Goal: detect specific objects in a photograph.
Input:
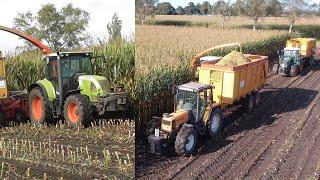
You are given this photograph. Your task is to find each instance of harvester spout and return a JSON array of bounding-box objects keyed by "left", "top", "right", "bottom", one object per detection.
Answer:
[{"left": 0, "top": 25, "right": 52, "bottom": 54}]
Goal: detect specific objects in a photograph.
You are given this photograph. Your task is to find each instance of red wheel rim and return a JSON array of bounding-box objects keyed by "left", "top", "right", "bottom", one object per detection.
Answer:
[
  {"left": 31, "top": 96, "right": 43, "bottom": 121},
  {"left": 67, "top": 103, "right": 79, "bottom": 123}
]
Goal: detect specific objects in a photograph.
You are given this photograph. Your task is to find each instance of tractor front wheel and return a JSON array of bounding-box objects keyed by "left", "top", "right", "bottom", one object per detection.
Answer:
[
  {"left": 63, "top": 95, "right": 93, "bottom": 128},
  {"left": 29, "top": 88, "right": 52, "bottom": 124},
  {"left": 175, "top": 126, "right": 198, "bottom": 156},
  {"left": 290, "top": 65, "right": 299, "bottom": 77}
]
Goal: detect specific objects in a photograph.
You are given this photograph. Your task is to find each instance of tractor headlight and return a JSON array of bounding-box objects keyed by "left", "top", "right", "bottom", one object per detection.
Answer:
[{"left": 90, "top": 82, "right": 97, "bottom": 93}]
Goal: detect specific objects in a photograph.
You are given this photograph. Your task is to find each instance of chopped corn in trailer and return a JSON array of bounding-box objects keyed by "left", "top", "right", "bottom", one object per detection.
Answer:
[{"left": 148, "top": 44, "right": 268, "bottom": 156}]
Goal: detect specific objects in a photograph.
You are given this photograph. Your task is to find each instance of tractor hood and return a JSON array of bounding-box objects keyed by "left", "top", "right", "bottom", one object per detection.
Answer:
[
  {"left": 78, "top": 75, "right": 111, "bottom": 99},
  {"left": 161, "top": 110, "right": 189, "bottom": 132}
]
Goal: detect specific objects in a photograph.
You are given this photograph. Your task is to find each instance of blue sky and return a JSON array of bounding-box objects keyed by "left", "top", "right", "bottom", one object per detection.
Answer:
[{"left": 159, "top": 0, "right": 320, "bottom": 8}]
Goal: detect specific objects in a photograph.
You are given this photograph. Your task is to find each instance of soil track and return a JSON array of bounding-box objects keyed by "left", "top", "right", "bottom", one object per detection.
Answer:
[{"left": 136, "top": 62, "right": 320, "bottom": 180}]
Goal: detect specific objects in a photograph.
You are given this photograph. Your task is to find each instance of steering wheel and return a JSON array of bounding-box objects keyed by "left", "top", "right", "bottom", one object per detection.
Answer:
[{"left": 71, "top": 71, "right": 82, "bottom": 79}]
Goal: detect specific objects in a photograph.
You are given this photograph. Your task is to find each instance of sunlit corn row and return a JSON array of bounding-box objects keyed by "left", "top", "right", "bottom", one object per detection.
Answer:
[
  {"left": 136, "top": 25, "right": 286, "bottom": 74},
  {"left": 151, "top": 15, "right": 320, "bottom": 26}
]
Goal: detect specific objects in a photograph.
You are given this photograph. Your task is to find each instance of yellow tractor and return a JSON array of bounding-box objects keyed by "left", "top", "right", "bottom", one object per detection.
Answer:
[{"left": 148, "top": 82, "right": 223, "bottom": 156}]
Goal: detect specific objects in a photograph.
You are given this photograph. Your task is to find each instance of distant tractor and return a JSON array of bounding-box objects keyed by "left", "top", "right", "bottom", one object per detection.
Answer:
[
  {"left": 28, "top": 52, "right": 128, "bottom": 127},
  {"left": 273, "top": 38, "right": 316, "bottom": 77}
]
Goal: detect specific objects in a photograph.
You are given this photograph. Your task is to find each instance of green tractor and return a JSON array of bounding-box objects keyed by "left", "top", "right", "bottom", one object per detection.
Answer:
[
  {"left": 274, "top": 48, "right": 314, "bottom": 77},
  {"left": 28, "top": 52, "right": 128, "bottom": 127}
]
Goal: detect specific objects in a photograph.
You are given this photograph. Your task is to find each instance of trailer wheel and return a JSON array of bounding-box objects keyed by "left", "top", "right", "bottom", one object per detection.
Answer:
[
  {"left": 0, "top": 112, "right": 4, "bottom": 122},
  {"left": 64, "top": 94, "right": 93, "bottom": 128},
  {"left": 208, "top": 108, "right": 223, "bottom": 137},
  {"left": 254, "top": 91, "right": 260, "bottom": 107},
  {"left": 175, "top": 126, "right": 198, "bottom": 156},
  {"left": 15, "top": 109, "right": 28, "bottom": 123},
  {"left": 272, "top": 64, "right": 279, "bottom": 74},
  {"left": 290, "top": 65, "right": 299, "bottom": 77},
  {"left": 244, "top": 95, "right": 255, "bottom": 113},
  {"left": 29, "top": 88, "right": 52, "bottom": 124}
]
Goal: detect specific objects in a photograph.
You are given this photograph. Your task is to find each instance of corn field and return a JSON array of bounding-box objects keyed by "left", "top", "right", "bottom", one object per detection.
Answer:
[
  {"left": 136, "top": 25, "right": 287, "bottom": 74},
  {"left": 148, "top": 15, "right": 320, "bottom": 27}
]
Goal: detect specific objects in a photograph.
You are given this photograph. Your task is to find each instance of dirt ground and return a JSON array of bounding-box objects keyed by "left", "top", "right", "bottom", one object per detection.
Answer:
[{"left": 136, "top": 62, "right": 320, "bottom": 179}]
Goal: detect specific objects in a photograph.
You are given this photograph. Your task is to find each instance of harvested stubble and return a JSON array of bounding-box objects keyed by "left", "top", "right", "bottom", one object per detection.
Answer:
[{"left": 216, "top": 51, "right": 250, "bottom": 66}]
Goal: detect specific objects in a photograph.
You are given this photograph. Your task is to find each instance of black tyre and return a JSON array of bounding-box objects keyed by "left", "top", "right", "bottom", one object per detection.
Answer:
[
  {"left": 244, "top": 94, "right": 255, "bottom": 113},
  {"left": 290, "top": 65, "right": 299, "bottom": 77},
  {"left": 28, "top": 88, "right": 53, "bottom": 124},
  {"left": 0, "top": 111, "right": 4, "bottom": 121},
  {"left": 208, "top": 108, "right": 223, "bottom": 137},
  {"left": 63, "top": 94, "right": 93, "bottom": 128},
  {"left": 254, "top": 91, "right": 260, "bottom": 107},
  {"left": 15, "top": 109, "right": 28, "bottom": 123},
  {"left": 145, "top": 117, "right": 161, "bottom": 136},
  {"left": 272, "top": 63, "right": 279, "bottom": 74},
  {"left": 175, "top": 126, "right": 198, "bottom": 156}
]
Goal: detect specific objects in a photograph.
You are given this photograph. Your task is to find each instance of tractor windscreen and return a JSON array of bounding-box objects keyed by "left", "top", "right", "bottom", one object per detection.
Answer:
[
  {"left": 176, "top": 90, "right": 197, "bottom": 112},
  {"left": 283, "top": 50, "right": 298, "bottom": 59},
  {"left": 61, "top": 55, "right": 93, "bottom": 78}
]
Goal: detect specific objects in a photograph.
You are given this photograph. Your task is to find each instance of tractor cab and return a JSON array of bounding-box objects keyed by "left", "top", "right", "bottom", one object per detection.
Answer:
[
  {"left": 175, "top": 82, "right": 213, "bottom": 123},
  {"left": 159, "top": 82, "right": 213, "bottom": 135},
  {"left": 279, "top": 48, "right": 300, "bottom": 68},
  {"left": 44, "top": 52, "right": 106, "bottom": 97}
]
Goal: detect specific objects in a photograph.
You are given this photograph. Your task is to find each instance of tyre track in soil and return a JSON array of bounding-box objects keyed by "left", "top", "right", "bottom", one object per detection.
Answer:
[
  {"left": 234, "top": 71, "right": 320, "bottom": 179},
  {"left": 135, "top": 66, "right": 312, "bottom": 179},
  {"left": 172, "top": 65, "right": 320, "bottom": 179},
  {"left": 244, "top": 82, "right": 320, "bottom": 179}
]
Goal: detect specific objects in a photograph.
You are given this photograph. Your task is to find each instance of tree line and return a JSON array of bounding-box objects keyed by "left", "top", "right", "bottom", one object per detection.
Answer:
[
  {"left": 136, "top": 0, "right": 320, "bottom": 31},
  {"left": 14, "top": 3, "right": 124, "bottom": 52}
]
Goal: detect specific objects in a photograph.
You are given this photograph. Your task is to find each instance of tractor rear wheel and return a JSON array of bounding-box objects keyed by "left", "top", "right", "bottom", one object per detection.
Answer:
[
  {"left": 29, "top": 88, "right": 52, "bottom": 124},
  {"left": 208, "top": 108, "right": 223, "bottom": 137},
  {"left": 175, "top": 126, "right": 198, "bottom": 156},
  {"left": 63, "top": 94, "right": 93, "bottom": 128}
]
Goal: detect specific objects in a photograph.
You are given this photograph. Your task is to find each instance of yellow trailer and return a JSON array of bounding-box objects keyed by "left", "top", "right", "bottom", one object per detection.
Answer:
[
  {"left": 199, "top": 54, "right": 268, "bottom": 108},
  {"left": 286, "top": 38, "right": 316, "bottom": 57},
  {"left": 0, "top": 51, "right": 7, "bottom": 99}
]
